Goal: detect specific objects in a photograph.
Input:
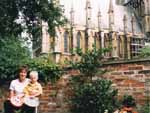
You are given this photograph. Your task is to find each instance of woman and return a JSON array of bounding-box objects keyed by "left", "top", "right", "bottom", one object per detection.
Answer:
[{"left": 4, "top": 65, "right": 30, "bottom": 113}]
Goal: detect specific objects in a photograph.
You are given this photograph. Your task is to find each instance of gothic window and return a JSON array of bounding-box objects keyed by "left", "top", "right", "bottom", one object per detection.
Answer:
[
  {"left": 118, "top": 36, "right": 122, "bottom": 57},
  {"left": 76, "top": 32, "right": 81, "bottom": 49},
  {"left": 94, "top": 33, "right": 97, "bottom": 47},
  {"left": 104, "top": 33, "right": 107, "bottom": 48},
  {"left": 64, "top": 31, "right": 69, "bottom": 53},
  {"left": 85, "top": 30, "right": 89, "bottom": 50},
  {"left": 94, "top": 32, "right": 100, "bottom": 48},
  {"left": 98, "top": 32, "right": 101, "bottom": 49},
  {"left": 130, "top": 37, "right": 144, "bottom": 58},
  {"left": 104, "top": 33, "right": 110, "bottom": 57}
]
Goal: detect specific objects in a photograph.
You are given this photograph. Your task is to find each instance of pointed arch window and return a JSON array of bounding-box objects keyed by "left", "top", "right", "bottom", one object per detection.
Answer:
[
  {"left": 94, "top": 33, "right": 97, "bottom": 46},
  {"left": 85, "top": 29, "right": 89, "bottom": 50},
  {"left": 118, "top": 36, "right": 121, "bottom": 57},
  {"left": 64, "top": 31, "right": 69, "bottom": 53},
  {"left": 76, "top": 32, "right": 81, "bottom": 48}
]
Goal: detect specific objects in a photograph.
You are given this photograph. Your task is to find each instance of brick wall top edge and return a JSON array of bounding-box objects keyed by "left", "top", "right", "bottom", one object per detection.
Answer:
[
  {"left": 62, "top": 59, "right": 150, "bottom": 71},
  {"left": 102, "top": 58, "right": 150, "bottom": 66}
]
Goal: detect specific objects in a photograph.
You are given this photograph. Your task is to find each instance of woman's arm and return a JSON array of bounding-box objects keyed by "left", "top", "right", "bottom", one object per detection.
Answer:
[{"left": 8, "top": 90, "right": 15, "bottom": 99}]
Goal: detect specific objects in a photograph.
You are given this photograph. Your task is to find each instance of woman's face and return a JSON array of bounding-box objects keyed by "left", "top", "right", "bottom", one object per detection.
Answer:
[{"left": 19, "top": 69, "right": 27, "bottom": 81}]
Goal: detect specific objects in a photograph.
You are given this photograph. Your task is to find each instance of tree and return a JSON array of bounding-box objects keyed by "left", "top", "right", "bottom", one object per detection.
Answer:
[
  {"left": 0, "top": 37, "right": 30, "bottom": 82},
  {"left": 0, "top": 0, "right": 66, "bottom": 38},
  {"left": 0, "top": 36, "right": 63, "bottom": 84},
  {"left": 0, "top": 0, "right": 22, "bottom": 37}
]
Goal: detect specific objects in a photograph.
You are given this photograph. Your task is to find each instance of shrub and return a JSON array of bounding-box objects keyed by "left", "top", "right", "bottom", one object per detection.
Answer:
[
  {"left": 70, "top": 79, "right": 118, "bottom": 113},
  {"left": 24, "top": 56, "right": 63, "bottom": 83},
  {"left": 139, "top": 104, "right": 150, "bottom": 113},
  {"left": 69, "top": 47, "right": 118, "bottom": 113},
  {"left": 121, "top": 95, "right": 136, "bottom": 107},
  {"left": 139, "top": 46, "right": 150, "bottom": 58},
  {"left": 70, "top": 47, "right": 110, "bottom": 81}
]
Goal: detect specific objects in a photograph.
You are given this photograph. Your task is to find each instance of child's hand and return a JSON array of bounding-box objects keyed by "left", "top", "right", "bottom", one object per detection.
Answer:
[{"left": 29, "top": 90, "right": 38, "bottom": 96}]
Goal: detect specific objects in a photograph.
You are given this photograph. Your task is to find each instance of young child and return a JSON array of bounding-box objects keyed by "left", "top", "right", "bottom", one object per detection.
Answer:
[{"left": 23, "top": 71, "right": 43, "bottom": 113}]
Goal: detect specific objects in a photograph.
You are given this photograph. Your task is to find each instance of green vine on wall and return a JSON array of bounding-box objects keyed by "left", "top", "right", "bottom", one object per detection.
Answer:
[{"left": 24, "top": 56, "right": 63, "bottom": 84}]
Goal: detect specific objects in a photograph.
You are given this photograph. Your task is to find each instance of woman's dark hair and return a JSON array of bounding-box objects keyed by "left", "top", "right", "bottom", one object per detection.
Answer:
[{"left": 18, "top": 65, "right": 28, "bottom": 73}]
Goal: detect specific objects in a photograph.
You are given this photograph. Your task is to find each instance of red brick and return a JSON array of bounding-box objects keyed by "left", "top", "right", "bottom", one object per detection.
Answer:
[{"left": 128, "top": 66, "right": 143, "bottom": 70}]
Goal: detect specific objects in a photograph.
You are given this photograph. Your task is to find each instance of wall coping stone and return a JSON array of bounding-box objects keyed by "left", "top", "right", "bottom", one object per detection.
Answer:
[
  {"left": 63, "top": 58, "right": 150, "bottom": 70},
  {"left": 102, "top": 58, "right": 150, "bottom": 66}
]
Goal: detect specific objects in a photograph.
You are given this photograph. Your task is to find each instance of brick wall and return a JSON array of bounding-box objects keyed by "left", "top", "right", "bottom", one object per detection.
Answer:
[
  {"left": 102, "top": 61, "right": 150, "bottom": 105},
  {"left": 0, "top": 59, "right": 150, "bottom": 113}
]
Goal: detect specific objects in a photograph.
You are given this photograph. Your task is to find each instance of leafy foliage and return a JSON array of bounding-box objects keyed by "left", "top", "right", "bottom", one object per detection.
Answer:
[
  {"left": 70, "top": 79, "right": 118, "bottom": 113},
  {"left": 0, "top": 0, "right": 66, "bottom": 38},
  {"left": 70, "top": 47, "right": 110, "bottom": 80},
  {"left": 0, "top": 0, "right": 22, "bottom": 37},
  {"left": 24, "top": 56, "right": 63, "bottom": 84},
  {"left": 139, "top": 104, "right": 150, "bottom": 113},
  {"left": 0, "top": 37, "right": 30, "bottom": 82},
  {"left": 0, "top": 37, "right": 62, "bottom": 84},
  {"left": 121, "top": 95, "right": 136, "bottom": 107},
  {"left": 69, "top": 47, "right": 118, "bottom": 113},
  {"left": 139, "top": 46, "right": 150, "bottom": 58}
]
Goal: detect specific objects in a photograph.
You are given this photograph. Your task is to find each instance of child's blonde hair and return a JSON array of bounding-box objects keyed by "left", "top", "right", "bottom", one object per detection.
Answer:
[{"left": 29, "top": 71, "right": 38, "bottom": 80}]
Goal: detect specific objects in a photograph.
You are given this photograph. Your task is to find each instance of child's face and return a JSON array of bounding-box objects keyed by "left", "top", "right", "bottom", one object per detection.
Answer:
[{"left": 30, "top": 75, "right": 38, "bottom": 83}]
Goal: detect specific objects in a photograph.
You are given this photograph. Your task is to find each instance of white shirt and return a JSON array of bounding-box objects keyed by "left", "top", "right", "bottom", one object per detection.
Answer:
[{"left": 9, "top": 78, "right": 30, "bottom": 95}]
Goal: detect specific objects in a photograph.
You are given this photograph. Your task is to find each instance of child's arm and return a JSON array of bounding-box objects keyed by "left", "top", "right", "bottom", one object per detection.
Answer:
[
  {"left": 30, "top": 83, "right": 43, "bottom": 97},
  {"left": 23, "top": 85, "right": 29, "bottom": 96}
]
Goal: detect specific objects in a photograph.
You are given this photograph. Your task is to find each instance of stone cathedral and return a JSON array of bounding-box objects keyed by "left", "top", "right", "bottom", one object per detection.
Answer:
[{"left": 34, "top": 0, "right": 150, "bottom": 63}]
